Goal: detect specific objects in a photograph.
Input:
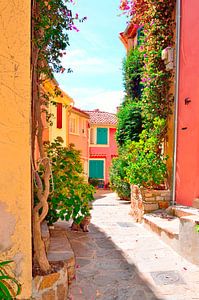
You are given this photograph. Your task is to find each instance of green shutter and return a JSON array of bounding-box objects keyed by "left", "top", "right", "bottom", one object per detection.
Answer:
[
  {"left": 97, "top": 128, "right": 108, "bottom": 144},
  {"left": 89, "top": 160, "right": 104, "bottom": 179}
]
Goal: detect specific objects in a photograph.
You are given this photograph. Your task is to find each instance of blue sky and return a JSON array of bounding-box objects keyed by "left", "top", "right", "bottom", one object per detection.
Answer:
[{"left": 55, "top": 0, "right": 127, "bottom": 113}]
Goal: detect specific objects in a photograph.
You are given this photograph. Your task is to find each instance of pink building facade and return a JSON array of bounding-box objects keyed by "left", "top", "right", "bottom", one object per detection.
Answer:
[{"left": 85, "top": 109, "right": 118, "bottom": 187}]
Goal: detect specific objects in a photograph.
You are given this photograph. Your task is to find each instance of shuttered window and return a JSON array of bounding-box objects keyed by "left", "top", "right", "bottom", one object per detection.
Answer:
[
  {"left": 89, "top": 160, "right": 104, "bottom": 179},
  {"left": 96, "top": 128, "right": 108, "bottom": 144},
  {"left": 56, "top": 103, "right": 62, "bottom": 129}
]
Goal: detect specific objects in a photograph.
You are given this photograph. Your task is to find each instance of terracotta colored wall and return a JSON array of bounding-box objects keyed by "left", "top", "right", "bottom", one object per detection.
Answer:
[
  {"left": 176, "top": 0, "right": 199, "bottom": 206},
  {"left": 0, "top": 1, "right": 32, "bottom": 298},
  {"left": 90, "top": 127, "right": 118, "bottom": 184}
]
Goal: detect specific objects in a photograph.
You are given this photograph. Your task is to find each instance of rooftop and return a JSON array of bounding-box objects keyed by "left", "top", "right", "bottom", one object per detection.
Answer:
[{"left": 85, "top": 109, "right": 117, "bottom": 126}]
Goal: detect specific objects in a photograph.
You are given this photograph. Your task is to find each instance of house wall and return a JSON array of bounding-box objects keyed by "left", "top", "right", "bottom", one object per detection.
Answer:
[
  {"left": 49, "top": 103, "right": 70, "bottom": 146},
  {"left": 0, "top": 1, "right": 32, "bottom": 298},
  {"left": 175, "top": 0, "right": 199, "bottom": 206},
  {"left": 69, "top": 111, "right": 89, "bottom": 178},
  {"left": 89, "top": 127, "right": 118, "bottom": 184}
]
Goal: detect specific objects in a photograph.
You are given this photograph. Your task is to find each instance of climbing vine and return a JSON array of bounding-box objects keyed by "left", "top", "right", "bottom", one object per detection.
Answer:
[
  {"left": 118, "top": 0, "right": 175, "bottom": 188},
  {"left": 31, "top": 0, "right": 85, "bottom": 272}
]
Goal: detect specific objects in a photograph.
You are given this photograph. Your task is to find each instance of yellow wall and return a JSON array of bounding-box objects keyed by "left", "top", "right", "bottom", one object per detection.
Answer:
[
  {"left": 44, "top": 80, "right": 73, "bottom": 146},
  {"left": 0, "top": 1, "right": 32, "bottom": 298},
  {"left": 49, "top": 103, "right": 71, "bottom": 146}
]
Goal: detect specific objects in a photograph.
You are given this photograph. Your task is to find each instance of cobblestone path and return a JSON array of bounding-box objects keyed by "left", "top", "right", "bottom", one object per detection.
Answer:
[{"left": 67, "top": 191, "right": 199, "bottom": 300}]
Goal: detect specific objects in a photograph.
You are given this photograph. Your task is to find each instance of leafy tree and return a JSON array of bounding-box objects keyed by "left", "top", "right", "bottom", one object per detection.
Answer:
[{"left": 116, "top": 102, "right": 142, "bottom": 146}]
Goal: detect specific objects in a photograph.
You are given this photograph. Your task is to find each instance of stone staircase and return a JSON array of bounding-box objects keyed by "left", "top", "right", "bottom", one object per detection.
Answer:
[{"left": 143, "top": 205, "right": 199, "bottom": 265}]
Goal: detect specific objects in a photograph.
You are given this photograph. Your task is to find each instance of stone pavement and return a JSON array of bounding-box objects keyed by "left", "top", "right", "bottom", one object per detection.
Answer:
[{"left": 66, "top": 191, "right": 199, "bottom": 300}]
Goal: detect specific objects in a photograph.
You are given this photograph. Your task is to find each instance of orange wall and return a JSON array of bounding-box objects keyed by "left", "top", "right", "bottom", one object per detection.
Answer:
[
  {"left": 0, "top": 0, "right": 32, "bottom": 298},
  {"left": 176, "top": 0, "right": 199, "bottom": 205}
]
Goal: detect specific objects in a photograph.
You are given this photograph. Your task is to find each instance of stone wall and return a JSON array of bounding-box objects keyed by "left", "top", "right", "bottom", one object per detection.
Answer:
[
  {"left": 32, "top": 264, "right": 68, "bottom": 300},
  {"left": 130, "top": 185, "right": 171, "bottom": 222}
]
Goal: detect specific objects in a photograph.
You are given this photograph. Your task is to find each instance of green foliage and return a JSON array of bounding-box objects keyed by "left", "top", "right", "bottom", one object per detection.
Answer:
[
  {"left": 0, "top": 260, "right": 21, "bottom": 299},
  {"left": 116, "top": 0, "right": 175, "bottom": 189},
  {"left": 34, "top": 0, "right": 86, "bottom": 77},
  {"left": 195, "top": 224, "right": 199, "bottom": 233},
  {"left": 116, "top": 102, "right": 142, "bottom": 146},
  {"left": 109, "top": 147, "right": 131, "bottom": 200},
  {"left": 123, "top": 47, "right": 144, "bottom": 102},
  {"left": 36, "top": 138, "right": 94, "bottom": 225},
  {"left": 126, "top": 117, "right": 168, "bottom": 188}
]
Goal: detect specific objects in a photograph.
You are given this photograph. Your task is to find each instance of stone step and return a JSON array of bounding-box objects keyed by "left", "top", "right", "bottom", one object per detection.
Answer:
[
  {"left": 170, "top": 205, "right": 199, "bottom": 218},
  {"left": 47, "top": 223, "right": 75, "bottom": 284},
  {"left": 143, "top": 210, "right": 180, "bottom": 252}
]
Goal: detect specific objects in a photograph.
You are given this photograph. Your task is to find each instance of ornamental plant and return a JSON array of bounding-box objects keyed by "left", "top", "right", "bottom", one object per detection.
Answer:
[
  {"left": 109, "top": 147, "right": 131, "bottom": 200},
  {"left": 41, "top": 138, "right": 95, "bottom": 226},
  {"left": 126, "top": 117, "right": 168, "bottom": 188},
  {"left": 0, "top": 260, "right": 21, "bottom": 299}
]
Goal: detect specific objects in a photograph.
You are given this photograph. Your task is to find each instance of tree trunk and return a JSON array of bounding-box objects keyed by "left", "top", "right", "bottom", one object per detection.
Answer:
[{"left": 33, "top": 210, "right": 50, "bottom": 272}]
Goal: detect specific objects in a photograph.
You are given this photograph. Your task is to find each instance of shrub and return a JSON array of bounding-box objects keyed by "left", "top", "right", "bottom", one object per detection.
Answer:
[
  {"left": 109, "top": 147, "right": 131, "bottom": 200},
  {"left": 35, "top": 138, "right": 94, "bottom": 225},
  {"left": 126, "top": 117, "right": 168, "bottom": 188},
  {"left": 116, "top": 101, "right": 142, "bottom": 146}
]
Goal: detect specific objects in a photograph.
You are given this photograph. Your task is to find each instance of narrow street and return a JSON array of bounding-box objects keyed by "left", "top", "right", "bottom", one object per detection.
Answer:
[{"left": 67, "top": 191, "right": 199, "bottom": 300}]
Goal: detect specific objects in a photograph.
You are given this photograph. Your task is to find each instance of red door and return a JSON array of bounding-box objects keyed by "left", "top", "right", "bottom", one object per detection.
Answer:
[{"left": 176, "top": 0, "right": 199, "bottom": 206}]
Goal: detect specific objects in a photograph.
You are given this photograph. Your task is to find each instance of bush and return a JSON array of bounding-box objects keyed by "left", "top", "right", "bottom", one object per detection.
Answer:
[
  {"left": 109, "top": 147, "right": 131, "bottom": 200},
  {"left": 116, "top": 101, "right": 142, "bottom": 146},
  {"left": 35, "top": 138, "right": 94, "bottom": 225},
  {"left": 126, "top": 118, "right": 168, "bottom": 188}
]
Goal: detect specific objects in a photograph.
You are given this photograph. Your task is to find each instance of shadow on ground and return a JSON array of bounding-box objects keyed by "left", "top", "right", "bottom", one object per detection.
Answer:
[
  {"left": 60, "top": 221, "right": 163, "bottom": 300},
  {"left": 94, "top": 189, "right": 113, "bottom": 200}
]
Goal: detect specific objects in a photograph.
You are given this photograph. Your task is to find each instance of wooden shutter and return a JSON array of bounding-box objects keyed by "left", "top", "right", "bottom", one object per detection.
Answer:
[
  {"left": 97, "top": 128, "right": 108, "bottom": 144},
  {"left": 89, "top": 160, "right": 104, "bottom": 179},
  {"left": 57, "top": 103, "right": 62, "bottom": 129}
]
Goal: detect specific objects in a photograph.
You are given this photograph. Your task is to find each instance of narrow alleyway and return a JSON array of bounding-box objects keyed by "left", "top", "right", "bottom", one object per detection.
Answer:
[{"left": 66, "top": 191, "right": 199, "bottom": 300}]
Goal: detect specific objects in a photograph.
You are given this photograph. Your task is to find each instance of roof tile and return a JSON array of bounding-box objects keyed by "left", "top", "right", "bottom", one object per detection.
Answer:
[{"left": 84, "top": 109, "right": 117, "bottom": 125}]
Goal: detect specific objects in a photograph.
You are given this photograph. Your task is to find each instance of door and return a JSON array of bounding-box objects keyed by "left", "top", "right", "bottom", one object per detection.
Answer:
[{"left": 89, "top": 160, "right": 104, "bottom": 179}]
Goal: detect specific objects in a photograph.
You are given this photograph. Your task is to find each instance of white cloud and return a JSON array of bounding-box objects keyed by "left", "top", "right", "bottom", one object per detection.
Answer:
[
  {"left": 65, "top": 87, "right": 124, "bottom": 113},
  {"left": 61, "top": 49, "right": 119, "bottom": 75}
]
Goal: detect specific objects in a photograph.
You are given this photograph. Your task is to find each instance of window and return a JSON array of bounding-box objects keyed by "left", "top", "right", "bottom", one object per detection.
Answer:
[
  {"left": 97, "top": 128, "right": 108, "bottom": 144},
  {"left": 90, "top": 127, "right": 108, "bottom": 145},
  {"left": 89, "top": 160, "right": 104, "bottom": 179},
  {"left": 90, "top": 128, "right": 95, "bottom": 144},
  {"left": 69, "top": 115, "right": 79, "bottom": 134},
  {"left": 56, "top": 103, "right": 62, "bottom": 129},
  {"left": 81, "top": 119, "right": 87, "bottom": 135}
]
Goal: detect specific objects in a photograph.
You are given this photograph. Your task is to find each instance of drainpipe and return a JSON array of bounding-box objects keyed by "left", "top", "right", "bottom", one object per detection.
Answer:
[{"left": 172, "top": 0, "right": 181, "bottom": 205}]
